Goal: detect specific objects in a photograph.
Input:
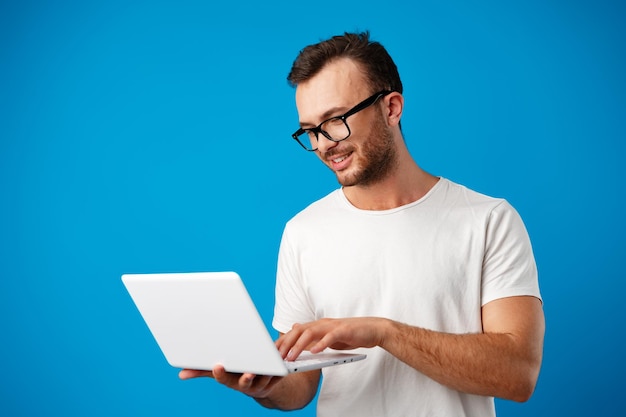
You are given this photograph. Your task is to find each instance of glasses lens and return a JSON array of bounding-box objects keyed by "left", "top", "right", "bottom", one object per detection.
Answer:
[
  {"left": 320, "top": 118, "right": 350, "bottom": 142},
  {"left": 295, "top": 130, "right": 317, "bottom": 151},
  {"left": 293, "top": 116, "right": 351, "bottom": 151}
]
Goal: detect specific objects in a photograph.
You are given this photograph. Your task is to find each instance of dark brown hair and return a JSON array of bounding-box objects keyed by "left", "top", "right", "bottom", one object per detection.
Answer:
[{"left": 287, "top": 31, "right": 403, "bottom": 94}]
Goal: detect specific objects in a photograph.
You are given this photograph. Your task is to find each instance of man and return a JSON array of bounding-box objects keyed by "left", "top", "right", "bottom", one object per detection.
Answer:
[{"left": 181, "top": 32, "right": 544, "bottom": 416}]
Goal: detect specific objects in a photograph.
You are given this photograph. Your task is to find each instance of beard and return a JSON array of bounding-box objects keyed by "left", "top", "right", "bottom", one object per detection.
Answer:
[{"left": 331, "top": 113, "right": 398, "bottom": 187}]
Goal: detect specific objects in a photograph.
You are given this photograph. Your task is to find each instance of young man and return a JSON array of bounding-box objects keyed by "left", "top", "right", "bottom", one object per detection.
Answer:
[{"left": 181, "top": 32, "right": 544, "bottom": 417}]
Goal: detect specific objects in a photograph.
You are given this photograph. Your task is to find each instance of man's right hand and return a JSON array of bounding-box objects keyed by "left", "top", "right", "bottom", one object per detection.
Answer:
[{"left": 179, "top": 365, "right": 283, "bottom": 399}]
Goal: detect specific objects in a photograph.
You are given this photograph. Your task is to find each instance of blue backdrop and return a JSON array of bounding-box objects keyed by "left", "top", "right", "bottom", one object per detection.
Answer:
[{"left": 1, "top": 1, "right": 624, "bottom": 416}]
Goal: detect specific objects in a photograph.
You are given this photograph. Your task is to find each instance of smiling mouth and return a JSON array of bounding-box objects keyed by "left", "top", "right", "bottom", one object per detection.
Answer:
[
  {"left": 326, "top": 149, "right": 352, "bottom": 162},
  {"left": 326, "top": 151, "right": 353, "bottom": 171}
]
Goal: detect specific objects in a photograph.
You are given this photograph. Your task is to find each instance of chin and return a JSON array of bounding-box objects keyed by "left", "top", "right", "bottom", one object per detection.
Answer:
[{"left": 335, "top": 171, "right": 360, "bottom": 187}]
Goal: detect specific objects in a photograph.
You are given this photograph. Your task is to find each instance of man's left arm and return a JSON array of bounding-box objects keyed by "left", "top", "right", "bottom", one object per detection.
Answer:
[
  {"left": 383, "top": 295, "right": 544, "bottom": 401},
  {"left": 277, "top": 295, "right": 545, "bottom": 402}
]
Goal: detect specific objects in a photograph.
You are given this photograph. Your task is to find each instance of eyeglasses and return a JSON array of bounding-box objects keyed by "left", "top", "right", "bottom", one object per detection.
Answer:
[{"left": 291, "top": 90, "right": 392, "bottom": 151}]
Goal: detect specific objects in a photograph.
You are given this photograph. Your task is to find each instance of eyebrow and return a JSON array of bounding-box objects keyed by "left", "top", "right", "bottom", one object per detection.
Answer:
[{"left": 299, "top": 105, "right": 349, "bottom": 128}]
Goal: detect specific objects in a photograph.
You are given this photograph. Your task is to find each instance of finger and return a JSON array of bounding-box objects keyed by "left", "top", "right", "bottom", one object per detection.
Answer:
[
  {"left": 254, "top": 375, "right": 282, "bottom": 396},
  {"left": 310, "top": 332, "right": 337, "bottom": 353},
  {"left": 240, "top": 374, "right": 282, "bottom": 398},
  {"left": 286, "top": 325, "right": 325, "bottom": 360},
  {"left": 212, "top": 365, "right": 242, "bottom": 387},
  {"left": 275, "top": 332, "right": 289, "bottom": 350},
  {"left": 277, "top": 324, "right": 305, "bottom": 358},
  {"left": 238, "top": 373, "right": 258, "bottom": 390},
  {"left": 275, "top": 334, "right": 285, "bottom": 351},
  {"left": 309, "top": 340, "right": 327, "bottom": 354},
  {"left": 263, "top": 375, "right": 283, "bottom": 393},
  {"left": 178, "top": 369, "right": 214, "bottom": 380},
  {"left": 296, "top": 321, "right": 353, "bottom": 354}
]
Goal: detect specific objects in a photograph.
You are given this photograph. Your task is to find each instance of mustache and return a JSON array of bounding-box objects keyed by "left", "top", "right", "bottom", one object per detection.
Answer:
[{"left": 323, "top": 146, "right": 354, "bottom": 161}]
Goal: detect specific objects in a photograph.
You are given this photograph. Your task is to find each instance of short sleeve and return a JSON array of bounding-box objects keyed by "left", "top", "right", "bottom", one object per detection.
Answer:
[{"left": 481, "top": 201, "right": 542, "bottom": 306}]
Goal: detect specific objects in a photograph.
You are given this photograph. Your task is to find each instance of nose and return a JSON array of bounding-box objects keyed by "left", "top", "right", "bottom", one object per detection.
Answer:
[{"left": 315, "top": 133, "right": 339, "bottom": 154}]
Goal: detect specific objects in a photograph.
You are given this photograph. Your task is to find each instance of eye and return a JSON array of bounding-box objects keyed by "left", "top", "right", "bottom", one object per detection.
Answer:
[{"left": 323, "top": 117, "right": 344, "bottom": 128}]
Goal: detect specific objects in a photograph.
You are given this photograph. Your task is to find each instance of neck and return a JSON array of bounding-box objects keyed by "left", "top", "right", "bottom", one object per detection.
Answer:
[{"left": 342, "top": 154, "right": 439, "bottom": 211}]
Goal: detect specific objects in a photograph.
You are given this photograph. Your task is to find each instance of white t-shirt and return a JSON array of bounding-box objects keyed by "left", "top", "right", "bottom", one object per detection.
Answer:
[{"left": 273, "top": 178, "right": 541, "bottom": 417}]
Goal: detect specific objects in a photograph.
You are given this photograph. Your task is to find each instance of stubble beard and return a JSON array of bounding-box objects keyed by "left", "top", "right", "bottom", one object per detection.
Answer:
[{"left": 333, "top": 114, "right": 398, "bottom": 187}]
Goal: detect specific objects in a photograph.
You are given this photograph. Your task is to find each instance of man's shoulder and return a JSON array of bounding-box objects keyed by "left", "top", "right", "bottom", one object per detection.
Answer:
[{"left": 435, "top": 178, "right": 506, "bottom": 208}]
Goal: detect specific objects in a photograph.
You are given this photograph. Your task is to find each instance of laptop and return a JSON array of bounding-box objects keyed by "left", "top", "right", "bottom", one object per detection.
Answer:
[{"left": 121, "top": 271, "right": 366, "bottom": 376}]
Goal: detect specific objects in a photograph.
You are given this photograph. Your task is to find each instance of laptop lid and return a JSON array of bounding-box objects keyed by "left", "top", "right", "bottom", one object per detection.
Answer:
[{"left": 121, "top": 271, "right": 365, "bottom": 376}]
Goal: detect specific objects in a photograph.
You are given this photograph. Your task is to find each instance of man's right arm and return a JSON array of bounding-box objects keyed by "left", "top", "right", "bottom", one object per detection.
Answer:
[
  {"left": 179, "top": 365, "right": 320, "bottom": 411},
  {"left": 179, "top": 331, "right": 321, "bottom": 411}
]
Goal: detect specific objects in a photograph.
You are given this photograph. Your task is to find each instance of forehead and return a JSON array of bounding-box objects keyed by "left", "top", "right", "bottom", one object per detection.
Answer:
[{"left": 295, "top": 58, "right": 370, "bottom": 124}]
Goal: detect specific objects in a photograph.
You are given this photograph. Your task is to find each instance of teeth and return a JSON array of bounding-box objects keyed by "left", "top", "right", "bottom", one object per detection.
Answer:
[{"left": 333, "top": 156, "right": 347, "bottom": 163}]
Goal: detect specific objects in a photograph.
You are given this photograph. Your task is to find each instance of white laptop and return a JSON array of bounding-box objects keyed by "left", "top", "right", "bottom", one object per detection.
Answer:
[{"left": 122, "top": 271, "right": 366, "bottom": 376}]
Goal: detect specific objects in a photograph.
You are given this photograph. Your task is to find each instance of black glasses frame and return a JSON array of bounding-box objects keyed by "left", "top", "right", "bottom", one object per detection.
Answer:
[{"left": 291, "top": 90, "right": 393, "bottom": 151}]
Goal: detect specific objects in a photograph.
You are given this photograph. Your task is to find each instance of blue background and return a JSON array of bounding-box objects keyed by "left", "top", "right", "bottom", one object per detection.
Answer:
[{"left": 1, "top": 0, "right": 624, "bottom": 415}]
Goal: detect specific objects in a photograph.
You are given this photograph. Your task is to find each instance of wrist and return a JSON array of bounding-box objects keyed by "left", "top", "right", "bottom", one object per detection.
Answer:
[{"left": 377, "top": 318, "right": 399, "bottom": 350}]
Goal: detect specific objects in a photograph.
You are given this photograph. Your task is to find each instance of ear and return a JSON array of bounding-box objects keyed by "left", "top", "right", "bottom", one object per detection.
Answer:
[{"left": 384, "top": 92, "right": 404, "bottom": 127}]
